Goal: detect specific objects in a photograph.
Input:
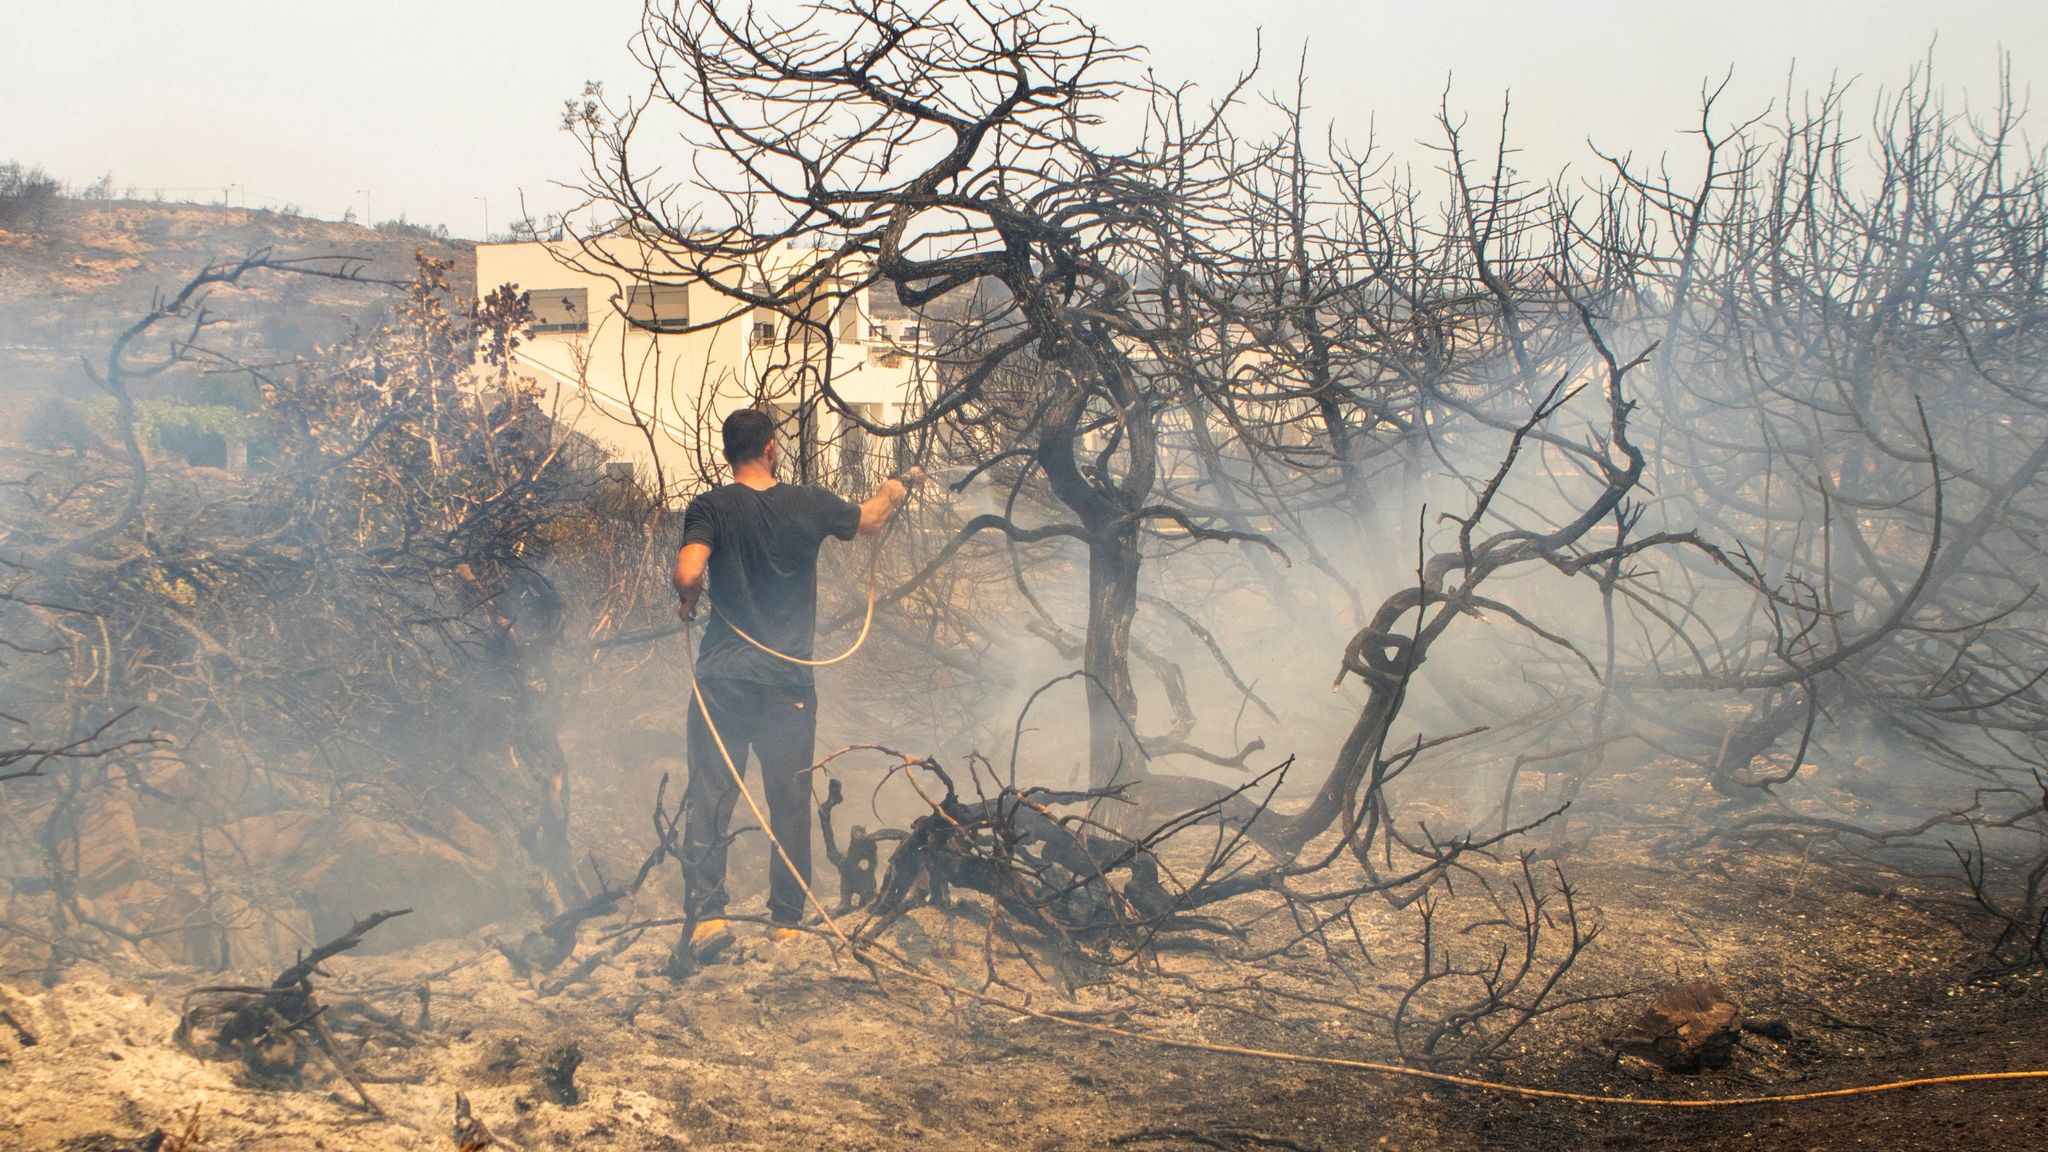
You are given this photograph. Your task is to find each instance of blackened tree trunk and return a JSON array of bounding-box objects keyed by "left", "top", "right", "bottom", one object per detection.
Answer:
[{"left": 1084, "top": 528, "right": 1144, "bottom": 790}]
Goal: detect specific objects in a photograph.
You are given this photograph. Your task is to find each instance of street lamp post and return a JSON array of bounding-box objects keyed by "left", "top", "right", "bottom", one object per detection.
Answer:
[
  {"left": 355, "top": 189, "right": 371, "bottom": 226},
  {"left": 475, "top": 196, "right": 490, "bottom": 241}
]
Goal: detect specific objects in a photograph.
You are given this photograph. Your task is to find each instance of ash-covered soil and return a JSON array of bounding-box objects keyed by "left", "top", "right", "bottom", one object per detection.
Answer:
[{"left": 4, "top": 812, "right": 2044, "bottom": 1152}]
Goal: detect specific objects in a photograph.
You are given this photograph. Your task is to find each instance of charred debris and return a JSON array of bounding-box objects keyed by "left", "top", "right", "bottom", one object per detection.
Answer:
[{"left": 1, "top": 0, "right": 2046, "bottom": 1141}]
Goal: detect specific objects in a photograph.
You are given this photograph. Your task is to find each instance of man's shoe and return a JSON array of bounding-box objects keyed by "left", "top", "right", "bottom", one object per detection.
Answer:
[
  {"left": 764, "top": 923, "right": 815, "bottom": 972},
  {"left": 690, "top": 918, "right": 733, "bottom": 955}
]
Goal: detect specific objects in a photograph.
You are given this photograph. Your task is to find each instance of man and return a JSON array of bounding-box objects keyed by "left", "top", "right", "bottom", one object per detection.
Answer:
[{"left": 672, "top": 408, "right": 915, "bottom": 950}]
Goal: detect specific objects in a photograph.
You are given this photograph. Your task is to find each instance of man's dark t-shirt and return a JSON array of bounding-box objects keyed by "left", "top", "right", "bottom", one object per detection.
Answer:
[{"left": 682, "top": 482, "right": 861, "bottom": 690}]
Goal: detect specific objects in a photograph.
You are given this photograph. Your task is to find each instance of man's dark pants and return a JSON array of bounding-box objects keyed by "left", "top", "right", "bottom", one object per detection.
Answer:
[{"left": 681, "top": 676, "right": 816, "bottom": 925}]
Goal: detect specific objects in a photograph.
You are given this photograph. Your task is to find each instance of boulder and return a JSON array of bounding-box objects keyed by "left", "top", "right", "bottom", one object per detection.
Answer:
[
  {"left": 69, "top": 798, "right": 142, "bottom": 897},
  {"left": 81, "top": 877, "right": 315, "bottom": 971},
  {"left": 199, "top": 810, "right": 524, "bottom": 953}
]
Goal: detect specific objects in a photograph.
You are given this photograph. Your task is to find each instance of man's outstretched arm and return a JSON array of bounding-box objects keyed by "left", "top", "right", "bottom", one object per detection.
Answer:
[
  {"left": 856, "top": 467, "right": 922, "bottom": 536},
  {"left": 673, "top": 541, "right": 711, "bottom": 621}
]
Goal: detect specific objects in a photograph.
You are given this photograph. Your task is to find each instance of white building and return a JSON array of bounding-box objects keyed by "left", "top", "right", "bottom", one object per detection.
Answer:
[{"left": 476, "top": 236, "right": 929, "bottom": 498}]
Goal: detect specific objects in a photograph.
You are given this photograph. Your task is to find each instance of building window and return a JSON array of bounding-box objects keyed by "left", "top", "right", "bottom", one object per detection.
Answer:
[
  {"left": 903, "top": 324, "right": 923, "bottom": 343},
  {"left": 838, "top": 403, "right": 884, "bottom": 491},
  {"left": 524, "top": 288, "right": 588, "bottom": 333},
  {"left": 752, "top": 321, "right": 777, "bottom": 346},
  {"left": 623, "top": 284, "right": 691, "bottom": 333}
]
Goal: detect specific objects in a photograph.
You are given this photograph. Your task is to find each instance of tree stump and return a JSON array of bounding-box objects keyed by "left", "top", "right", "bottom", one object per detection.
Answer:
[{"left": 1619, "top": 981, "right": 1743, "bottom": 1071}]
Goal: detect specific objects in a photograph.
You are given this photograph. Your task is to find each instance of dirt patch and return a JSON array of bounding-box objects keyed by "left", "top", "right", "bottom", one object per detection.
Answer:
[{"left": 2, "top": 822, "right": 2044, "bottom": 1151}]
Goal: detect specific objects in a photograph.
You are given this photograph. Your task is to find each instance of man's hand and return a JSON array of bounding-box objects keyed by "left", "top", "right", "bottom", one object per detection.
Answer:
[
  {"left": 858, "top": 468, "right": 922, "bottom": 536},
  {"left": 676, "top": 594, "right": 699, "bottom": 625},
  {"left": 878, "top": 468, "right": 921, "bottom": 504}
]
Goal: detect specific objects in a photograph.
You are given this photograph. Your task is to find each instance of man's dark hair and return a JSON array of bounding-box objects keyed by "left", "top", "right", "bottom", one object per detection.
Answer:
[{"left": 722, "top": 408, "right": 776, "bottom": 465}]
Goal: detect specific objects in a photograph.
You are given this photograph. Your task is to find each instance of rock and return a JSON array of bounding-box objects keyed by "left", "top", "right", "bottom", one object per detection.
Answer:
[
  {"left": 1619, "top": 981, "right": 1744, "bottom": 1071},
  {"left": 200, "top": 811, "right": 321, "bottom": 870},
  {"left": 83, "top": 876, "right": 316, "bottom": 971},
  {"left": 198, "top": 811, "right": 523, "bottom": 952},
  {"left": 70, "top": 798, "right": 142, "bottom": 897},
  {"left": 429, "top": 809, "right": 501, "bottom": 867}
]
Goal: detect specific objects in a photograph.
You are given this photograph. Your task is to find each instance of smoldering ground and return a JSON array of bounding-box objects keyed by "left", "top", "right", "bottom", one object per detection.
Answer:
[{"left": 3, "top": 5, "right": 2048, "bottom": 1149}]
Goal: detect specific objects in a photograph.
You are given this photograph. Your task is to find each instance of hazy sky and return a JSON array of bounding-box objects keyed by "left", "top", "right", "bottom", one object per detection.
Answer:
[{"left": 6, "top": 1, "right": 2042, "bottom": 238}]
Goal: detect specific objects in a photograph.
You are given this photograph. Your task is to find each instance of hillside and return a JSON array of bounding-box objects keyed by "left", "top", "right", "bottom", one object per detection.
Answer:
[{"left": 0, "top": 199, "right": 474, "bottom": 399}]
